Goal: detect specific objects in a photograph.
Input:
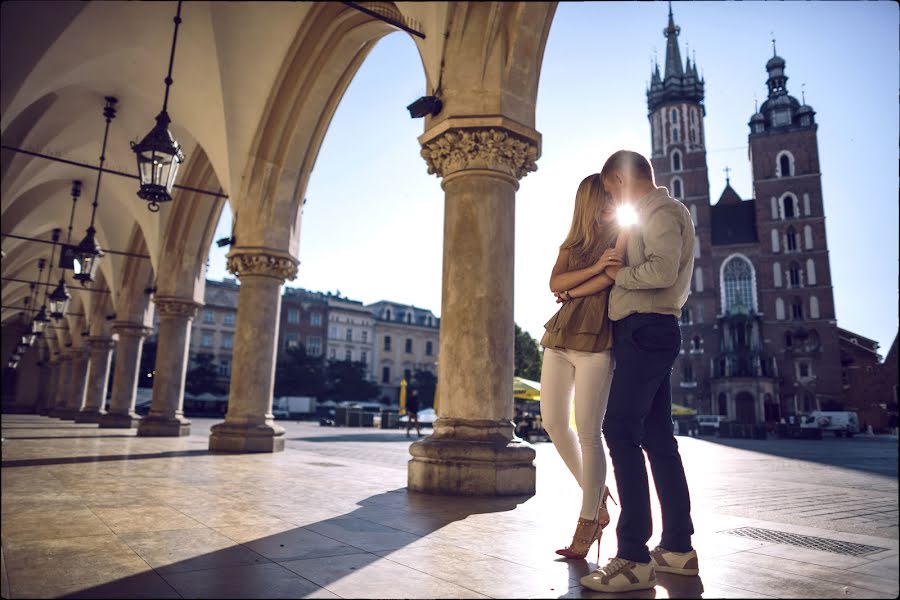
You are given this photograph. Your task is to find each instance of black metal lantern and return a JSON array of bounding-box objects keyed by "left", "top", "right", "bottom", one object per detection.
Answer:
[
  {"left": 48, "top": 278, "right": 71, "bottom": 320},
  {"left": 33, "top": 256, "right": 51, "bottom": 336},
  {"left": 73, "top": 226, "right": 104, "bottom": 286},
  {"left": 73, "top": 99, "right": 116, "bottom": 286},
  {"left": 132, "top": 0, "right": 186, "bottom": 212}
]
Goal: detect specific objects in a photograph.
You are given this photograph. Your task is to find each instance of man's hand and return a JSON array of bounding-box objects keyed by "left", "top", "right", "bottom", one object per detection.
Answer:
[
  {"left": 605, "top": 265, "right": 623, "bottom": 280},
  {"left": 554, "top": 292, "right": 567, "bottom": 304}
]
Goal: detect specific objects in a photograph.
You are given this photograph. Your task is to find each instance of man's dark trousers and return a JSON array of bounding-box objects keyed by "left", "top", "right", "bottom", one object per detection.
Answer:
[{"left": 602, "top": 312, "right": 694, "bottom": 563}]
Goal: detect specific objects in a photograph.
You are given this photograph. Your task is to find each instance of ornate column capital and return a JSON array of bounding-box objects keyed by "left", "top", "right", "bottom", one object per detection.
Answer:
[
  {"left": 226, "top": 248, "right": 298, "bottom": 281},
  {"left": 153, "top": 297, "right": 201, "bottom": 320},
  {"left": 112, "top": 321, "right": 153, "bottom": 339},
  {"left": 87, "top": 336, "right": 116, "bottom": 352},
  {"left": 419, "top": 116, "right": 541, "bottom": 180}
]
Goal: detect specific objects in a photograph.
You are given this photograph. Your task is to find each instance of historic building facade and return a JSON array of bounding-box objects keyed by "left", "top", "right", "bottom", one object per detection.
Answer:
[
  {"left": 279, "top": 287, "right": 328, "bottom": 358},
  {"left": 367, "top": 300, "right": 440, "bottom": 402},
  {"left": 189, "top": 278, "right": 239, "bottom": 385},
  {"left": 651, "top": 8, "right": 844, "bottom": 423},
  {"left": 326, "top": 294, "right": 376, "bottom": 380}
]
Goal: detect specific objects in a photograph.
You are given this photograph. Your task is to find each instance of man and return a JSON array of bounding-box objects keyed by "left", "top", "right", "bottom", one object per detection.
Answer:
[
  {"left": 581, "top": 150, "right": 698, "bottom": 593},
  {"left": 406, "top": 387, "right": 422, "bottom": 438}
]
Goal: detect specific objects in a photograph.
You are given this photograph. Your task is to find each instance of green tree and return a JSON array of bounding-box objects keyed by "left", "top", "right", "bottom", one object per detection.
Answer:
[
  {"left": 274, "top": 345, "right": 325, "bottom": 398},
  {"left": 514, "top": 323, "right": 542, "bottom": 381},
  {"left": 411, "top": 369, "right": 437, "bottom": 408},
  {"left": 185, "top": 353, "right": 224, "bottom": 395},
  {"left": 324, "top": 358, "right": 379, "bottom": 402},
  {"left": 137, "top": 339, "right": 157, "bottom": 388}
]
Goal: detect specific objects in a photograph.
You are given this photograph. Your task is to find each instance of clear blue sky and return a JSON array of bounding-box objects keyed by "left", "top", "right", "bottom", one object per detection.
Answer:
[{"left": 208, "top": 1, "right": 899, "bottom": 356}]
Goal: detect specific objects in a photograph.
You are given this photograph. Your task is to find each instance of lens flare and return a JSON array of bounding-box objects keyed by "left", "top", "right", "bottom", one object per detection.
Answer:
[{"left": 617, "top": 204, "right": 638, "bottom": 227}]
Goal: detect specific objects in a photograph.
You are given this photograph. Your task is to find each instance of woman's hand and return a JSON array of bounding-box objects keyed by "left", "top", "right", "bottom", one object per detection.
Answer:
[{"left": 594, "top": 248, "right": 623, "bottom": 272}]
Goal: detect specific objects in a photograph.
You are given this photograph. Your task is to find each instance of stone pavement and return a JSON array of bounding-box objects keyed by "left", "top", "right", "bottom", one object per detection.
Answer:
[{"left": 1, "top": 414, "right": 897, "bottom": 599}]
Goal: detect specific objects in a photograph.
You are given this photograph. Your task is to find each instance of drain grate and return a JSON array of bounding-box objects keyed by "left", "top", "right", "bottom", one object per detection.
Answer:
[{"left": 720, "top": 527, "right": 888, "bottom": 557}]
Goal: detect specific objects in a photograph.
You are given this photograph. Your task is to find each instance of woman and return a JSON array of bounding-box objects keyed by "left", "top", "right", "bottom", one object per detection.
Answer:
[{"left": 540, "top": 173, "right": 627, "bottom": 561}]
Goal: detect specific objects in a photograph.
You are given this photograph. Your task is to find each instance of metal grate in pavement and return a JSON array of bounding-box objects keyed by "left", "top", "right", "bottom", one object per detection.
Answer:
[{"left": 720, "top": 527, "right": 888, "bottom": 556}]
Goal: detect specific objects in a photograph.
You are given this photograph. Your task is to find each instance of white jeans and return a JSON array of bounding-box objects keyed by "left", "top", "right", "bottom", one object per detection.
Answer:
[{"left": 540, "top": 347, "right": 614, "bottom": 519}]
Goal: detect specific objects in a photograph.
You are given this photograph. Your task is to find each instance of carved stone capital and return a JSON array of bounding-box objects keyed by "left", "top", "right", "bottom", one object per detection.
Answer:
[
  {"left": 153, "top": 297, "right": 201, "bottom": 320},
  {"left": 226, "top": 249, "right": 298, "bottom": 281},
  {"left": 112, "top": 321, "right": 154, "bottom": 339},
  {"left": 420, "top": 126, "right": 539, "bottom": 180},
  {"left": 87, "top": 336, "right": 116, "bottom": 352}
]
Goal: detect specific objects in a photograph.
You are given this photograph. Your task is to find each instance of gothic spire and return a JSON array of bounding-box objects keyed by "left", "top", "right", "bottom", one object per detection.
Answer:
[{"left": 663, "top": 1, "right": 684, "bottom": 80}]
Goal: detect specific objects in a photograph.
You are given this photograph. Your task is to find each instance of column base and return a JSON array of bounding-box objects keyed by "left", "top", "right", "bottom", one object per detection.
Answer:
[
  {"left": 98, "top": 413, "right": 142, "bottom": 429},
  {"left": 73, "top": 411, "right": 106, "bottom": 424},
  {"left": 408, "top": 418, "right": 536, "bottom": 496},
  {"left": 137, "top": 415, "right": 191, "bottom": 437},
  {"left": 49, "top": 407, "right": 76, "bottom": 420},
  {"left": 209, "top": 421, "right": 285, "bottom": 453}
]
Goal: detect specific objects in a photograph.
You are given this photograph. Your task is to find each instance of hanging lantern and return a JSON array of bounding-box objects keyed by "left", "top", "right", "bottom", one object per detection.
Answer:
[
  {"left": 132, "top": 111, "right": 184, "bottom": 211},
  {"left": 132, "top": 1, "right": 186, "bottom": 212},
  {"left": 22, "top": 331, "right": 36, "bottom": 347},
  {"left": 48, "top": 278, "right": 71, "bottom": 320},
  {"left": 73, "top": 226, "right": 104, "bottom": 286},
  {"left": 33, "top": 306, "right": 49, "bottom": 334}
]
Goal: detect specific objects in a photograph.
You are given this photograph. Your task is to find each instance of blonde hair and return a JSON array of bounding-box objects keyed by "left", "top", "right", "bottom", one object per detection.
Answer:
[{"left": 560, "top": 173, "right": 617, "bottom": 266}]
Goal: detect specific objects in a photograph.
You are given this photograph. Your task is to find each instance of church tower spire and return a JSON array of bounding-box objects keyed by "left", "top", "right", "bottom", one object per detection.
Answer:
[{"left": 664, "top": 1, "right": 684, "bottom": 80}]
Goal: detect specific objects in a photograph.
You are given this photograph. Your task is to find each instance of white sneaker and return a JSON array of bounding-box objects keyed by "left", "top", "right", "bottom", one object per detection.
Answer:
[
  {"left": 580, "top": 557, "right": 657, "bottom": 592},
  {"left": 650, "top": 545, "right": 699, "bottom": 576}
]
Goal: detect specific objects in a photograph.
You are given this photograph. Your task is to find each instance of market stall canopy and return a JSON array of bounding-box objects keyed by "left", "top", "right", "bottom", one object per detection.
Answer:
[
  {"left": 672, "top": 403, "right": 697, "bottom": 416},
  {"left": 514, "top": 376, "right": 541, "bottom": 401}
]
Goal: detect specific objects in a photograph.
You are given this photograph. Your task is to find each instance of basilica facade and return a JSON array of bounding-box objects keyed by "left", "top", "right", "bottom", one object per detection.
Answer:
[{"left": 649, "top": 8, "right": 844, "bottom": 423}]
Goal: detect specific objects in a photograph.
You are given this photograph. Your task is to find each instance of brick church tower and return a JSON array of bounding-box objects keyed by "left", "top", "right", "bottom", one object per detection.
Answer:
[
  {"left": 647, "top": 5, "right": 717, "bottom": 413},
  {"left": 748, "top": 44, "right": 844, "bottom": 416},
  {"left": 646, "top": 8, "right": 845, "bottom": 422}
]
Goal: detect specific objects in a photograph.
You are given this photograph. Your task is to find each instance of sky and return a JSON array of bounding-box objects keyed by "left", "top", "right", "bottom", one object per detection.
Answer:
[{"left": 207, "top": 1, "right": 899, "bottom": 356}]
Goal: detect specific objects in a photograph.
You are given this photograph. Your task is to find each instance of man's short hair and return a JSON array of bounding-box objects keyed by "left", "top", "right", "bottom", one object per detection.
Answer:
[{"left": 600, "top": 150, "right": 655, "bottom": 183}]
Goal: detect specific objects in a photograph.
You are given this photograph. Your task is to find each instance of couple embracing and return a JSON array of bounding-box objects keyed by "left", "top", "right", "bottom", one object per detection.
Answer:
[{"left": 539, "top": 150, "right": 699, "bottom": 592}]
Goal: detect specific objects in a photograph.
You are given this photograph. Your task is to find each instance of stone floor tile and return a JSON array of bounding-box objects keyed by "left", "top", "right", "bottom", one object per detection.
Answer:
[
  {"left": 721, "top": 549, "right": 900, "bottom": 596},
  {"left": 175, "top": 504, "right": 293, "bottom": 528},
  {"left": 280, "top": 552, "right": 488, "bottom": 599},
  {"left": 118, "top": 527, "right": 272, "bottom": 574},
  {"left": 3, "top": 534, "right": 153, "bottom": 597},
  {"left": 0, "top": 507, "right": 113, "bottom": 542},
  {"left": 701, "top": 555, "right": 895, "bottom": 599},
  {"left": 24, "top": 571, "right": 181, "bottom": 599},
  {"left": 91, "top": 504, "right": 207, "bottom": 534},
  {"left": 161, "top": 561, "right": 338, "bottom": 599},
  {"left": 848, "top": 555, "right": 900, "bottom": 580},
  {"left": 216, "top": 523, "right": 367, "bottom": 561},
  {"left": 378, "top": 541, "right": 573, "bottom": 598},
  {"left": 304, "top": 516, "right": 422, "bottom": 552}
]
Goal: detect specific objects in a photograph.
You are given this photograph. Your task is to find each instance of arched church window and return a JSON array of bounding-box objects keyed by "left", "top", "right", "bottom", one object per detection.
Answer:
[
  {"left": 783, "top": 194, "right": 798, "bottom": 219},
  {"left": 779, "top": 154, "right": 792, "bottom": 177},
  {"left": 691, "top": 335, "right": 702, "bottom": 351},
  {"left": 672, "top": 150, "right": 682, "bottom": 172},
  {"left": 671, "top": 108, "right": 678, "bottom": 123},
  {"left": 784, "top": 331, "right": 793, "bottom": 347},
  {"left": 786, "top": 227, "right": 798, "bottom": 252},
  {"left": 788, "top": 262, "right": 802, "bottom": 288},
  {"left": 721, "top": 255, "right": 756, "bottom": 314},
  {"left": 791, "top": 297, "right": 804, "bottom": 320},
  {"left": 672, "top": 178, "right": 683, "bottom": 199}
]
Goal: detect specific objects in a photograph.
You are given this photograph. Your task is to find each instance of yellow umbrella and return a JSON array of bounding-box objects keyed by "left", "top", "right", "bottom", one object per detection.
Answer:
[
  {"left": 399, "top": 379, "right": 407, "bottom": 415},
  {"left": 513, "top": 376, "right": 541, "bottom": 401}
]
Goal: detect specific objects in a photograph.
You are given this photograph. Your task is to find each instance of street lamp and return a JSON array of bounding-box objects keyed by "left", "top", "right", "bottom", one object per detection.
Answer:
[
  {"left": 45, "top": 229, "right": 70, "bottom": 320},
  {"left": 74, "top": 99, "right": 116, "bottom": 286},
  {"left": 132, "top": 0, "right": 186, "bottom": 212}
]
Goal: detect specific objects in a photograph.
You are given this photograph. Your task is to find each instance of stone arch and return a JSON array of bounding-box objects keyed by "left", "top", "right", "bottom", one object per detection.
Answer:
[{"left": 775, "top": 149, "right": 795, "bottom": 177}]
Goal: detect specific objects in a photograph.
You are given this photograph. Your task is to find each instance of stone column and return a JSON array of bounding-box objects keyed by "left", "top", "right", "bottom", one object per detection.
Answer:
[
  {"left": 38, "top": 359, "right": 60, "bottom": 415},
  {"left": 100, "top": 322, "right": 151, "bottom": 429},
  {"left": 137, "top": 297, "right": 199, "bottom": 437},
  {"left": 49, "top": 354, "right": 73, "bottom": 418},
  {"left": 209, "top": 250, "right": 297, "bottom": 452},
  {"left": 74, "top": 337, "right": 115, "bottom": 423},
  {"left": 409, "top": 120, "right": 540, "bottom": 495},
  {"left": 66, "top": 348, "right": 91, "bottom": 415}
]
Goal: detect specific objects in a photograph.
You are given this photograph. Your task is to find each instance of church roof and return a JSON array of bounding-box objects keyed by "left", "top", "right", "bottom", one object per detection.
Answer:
[{"left": 711, "top": 195, "right": 757, "bottom": 246}]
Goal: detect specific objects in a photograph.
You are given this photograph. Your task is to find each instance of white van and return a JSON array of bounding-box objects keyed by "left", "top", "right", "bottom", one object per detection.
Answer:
[
  {"left": 696, "top": 415, "right": 726, "bottom": 433},
  {"left": 799, "top": 411, "right": 859, "bottom": 437}
]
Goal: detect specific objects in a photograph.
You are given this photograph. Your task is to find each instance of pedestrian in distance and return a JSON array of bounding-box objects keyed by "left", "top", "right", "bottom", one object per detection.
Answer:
[{"left": 406, "top": 388, "right": 422, "bottom": 438}]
